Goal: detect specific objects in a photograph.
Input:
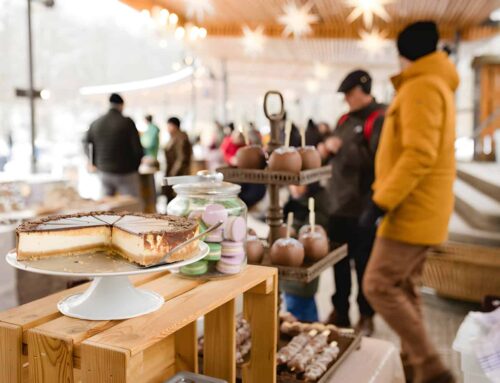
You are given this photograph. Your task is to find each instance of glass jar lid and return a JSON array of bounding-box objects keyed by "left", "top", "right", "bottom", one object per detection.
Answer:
[{"left": 173, "top": 181, "right": 241, "bottom": 196}]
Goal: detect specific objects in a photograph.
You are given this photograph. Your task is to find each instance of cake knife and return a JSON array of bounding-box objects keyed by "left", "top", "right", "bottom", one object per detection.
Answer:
[{"left": 138, "top": 220, "right": 224, "bottom": 269}]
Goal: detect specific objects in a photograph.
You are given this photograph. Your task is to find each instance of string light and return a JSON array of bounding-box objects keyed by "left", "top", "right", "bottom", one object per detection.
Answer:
[
  {"left": 242, "top": 25, "right": 266, "bottom": 56},
  {"left": 345, "top": 0, "right": 392, "bottom": 29},
  {"left": 175, "top": 26, "right": 185, "bottom": 40},
  {"left": 183, "top": 0, "right": 214, "bottom": 21},
  {"left": 277, "top": 1, "right": 318, "bottom": 38},
  {"left": 198, "top": 27, "right": 207, "bottom": 39},
  {"left": 169, "top": 13, "right": 179, "bottom": 25},
  {"left": 359, "top": 28, "right": 389, "bottom": 56}
]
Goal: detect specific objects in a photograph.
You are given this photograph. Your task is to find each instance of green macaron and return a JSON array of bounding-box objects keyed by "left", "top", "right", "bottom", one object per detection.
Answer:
[
  {"left": 205, "top": 242, "right": 222, "bottom": 261},
  {"left": 180, "top": 260, "right": 208, "bottom": 276}
]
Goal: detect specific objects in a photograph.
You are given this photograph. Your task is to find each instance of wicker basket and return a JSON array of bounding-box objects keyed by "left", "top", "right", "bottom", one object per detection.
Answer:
[{"left": 422, "top": 241, "right": 500, "bottom": 302}]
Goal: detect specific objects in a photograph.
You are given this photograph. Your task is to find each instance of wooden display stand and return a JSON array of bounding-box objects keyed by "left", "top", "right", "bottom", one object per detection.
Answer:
[{"left": 0, "top": 265, "right": 277, "bottom": 383}]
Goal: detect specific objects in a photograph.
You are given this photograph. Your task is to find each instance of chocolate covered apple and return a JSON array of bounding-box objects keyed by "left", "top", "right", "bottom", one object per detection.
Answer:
[
  {"left": 245, "top": 235, "right": 265, "bottom": 264},
  {"left": 299, "top": 230, "right": 329, "bottom": 261},
  {"left": 270, "top": 238, "right": 304, "bottom": 267},
  {"left": 236, "top": 145, "right": 266, "bottom": 169},
  {"left": 298, "top": 146, "right": 322, "bottom": 170},
  {"left": 268, "top": 147, "right": 302, "bottom": 173}
]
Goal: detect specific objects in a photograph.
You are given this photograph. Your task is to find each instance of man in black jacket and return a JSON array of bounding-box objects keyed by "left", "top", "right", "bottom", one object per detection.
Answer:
[
  {"left": 83, "top": 93, "right": 143, "bottom": 198},
  {"left": 325, "top": 70, "right": 385, "bottom": 336}
]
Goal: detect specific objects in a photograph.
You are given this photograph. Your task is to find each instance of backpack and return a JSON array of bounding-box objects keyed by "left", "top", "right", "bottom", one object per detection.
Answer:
[{"left": 337, "top": 108, "right": 385, "bottom": 144}]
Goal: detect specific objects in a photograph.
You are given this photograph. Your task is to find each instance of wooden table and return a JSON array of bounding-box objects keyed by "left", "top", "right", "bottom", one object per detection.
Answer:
[{"left": 0, "top": 265, "right": 278, "bottom": 383}]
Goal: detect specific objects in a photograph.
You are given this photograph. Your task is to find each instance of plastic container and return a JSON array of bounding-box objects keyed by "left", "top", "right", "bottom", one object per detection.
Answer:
[
  {"left": 453, "top": 313, "right": 494, "bottom": 383},
  {"left": 167, "top": 178, "right": 247, "bottom": 278}
]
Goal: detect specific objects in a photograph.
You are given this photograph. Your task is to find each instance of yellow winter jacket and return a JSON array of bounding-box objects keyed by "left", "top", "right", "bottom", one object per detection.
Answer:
[{"left": 373, "top": 51, "right": 459, "bottom": 245}]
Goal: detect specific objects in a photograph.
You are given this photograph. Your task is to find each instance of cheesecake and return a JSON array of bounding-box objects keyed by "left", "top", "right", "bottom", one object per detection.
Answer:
[{"left": 16, "top": 212, "right": 199, "bottom": 266}]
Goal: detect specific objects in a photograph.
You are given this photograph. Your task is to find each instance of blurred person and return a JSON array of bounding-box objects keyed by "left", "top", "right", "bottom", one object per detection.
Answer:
[
  {"left": 247, "top": 122, "right": 262, "bottom": 145},
  {"left": 279, "top": 113, "right": 302, "bottom": 147},
  {"left": 163, "top": 117, "right": 192, "bottom": 201},
  {"left": 220, "top": 129, "right": 266, "bottom": 208},
  {"left": 83, "top": 93, "right": 143, "bottom": 198},
  {"left": 324, "top": 70, "right": 386, "bottom": 336},
  {"left": 361, "top": 21, "right": 458, "bottom": 383},
  {"left": 141, "top": 115, "right": 160, "bottom": 159},
  {"left": 282, "top": 182, "right": 330, "bottom": 322},
  {"left": 317, "top": 122, "right": 331, "bottom": 138},
  {"left": 305, "top": 118, "right": 323, "bottom": 147}
]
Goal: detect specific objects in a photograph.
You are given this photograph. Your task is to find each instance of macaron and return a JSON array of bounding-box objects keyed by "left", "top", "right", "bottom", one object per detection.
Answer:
[
  {"left": 224, "top": 216, "right": 247, "bottom": 242},
  {"left": 202, "top": 204, "right": 228, "bottom": 226},
  {"left": 205, "top": 228, "right": 223, "bottom": 243},
  {"left": 220, "top": 252, "right": 245, "bottom": 265},
  {"left": 180, "top": 260, "right": 208, "bottom": 276},
  {"left": 216, "top": 260, "right": 242, "bottom": 274},
  {"left": 221, "top": 241, "right": 244, "bottom": 256},
  {"left": 205, "top": 243, "right": 222, "bottom": 261}
]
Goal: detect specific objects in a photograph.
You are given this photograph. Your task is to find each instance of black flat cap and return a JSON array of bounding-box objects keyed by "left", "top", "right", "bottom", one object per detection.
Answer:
[
  {"left": 338, "top": 70, "right": 372, "bottom": 94},
  {"left": 109, "top": 93, "right": 124, "bottom": 104},
  {"left": 397, "top": 21, "right": 439, "bottom": 61}
]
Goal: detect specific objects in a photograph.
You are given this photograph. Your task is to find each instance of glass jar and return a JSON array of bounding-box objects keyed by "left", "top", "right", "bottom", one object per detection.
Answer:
[{"left": 167, "top": 179, "right": 247, "bottom": 278}]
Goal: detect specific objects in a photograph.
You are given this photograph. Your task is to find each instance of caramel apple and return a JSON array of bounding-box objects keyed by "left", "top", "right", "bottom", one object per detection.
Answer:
[
  {"left": 236, "top": 145, "right": 266, "bottom": 169},
  {"left": 298, "top": 224, "right": 327, "bottom": 238},
  {"left": 298, "top": 146, "right": 322, "bottom": 170},
  {"left": 245, "top": 235, "right": 265, "bottom": 264},
  {"left": 268, "top": 147, "right": 302, "bottom": 173},
  {"left": 299, "top": 230, "right": 329, "bottom": 261},
  {"left": 270, "top": 238, "right": 304, "bottom": 267},
  {"left": 277, "top": 224, "right": 297, "bottom": 239}
]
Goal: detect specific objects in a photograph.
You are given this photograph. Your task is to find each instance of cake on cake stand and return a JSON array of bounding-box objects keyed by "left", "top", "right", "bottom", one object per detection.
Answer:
[{"left": 5, "top": 242, "right": 209, "bottom": 320}]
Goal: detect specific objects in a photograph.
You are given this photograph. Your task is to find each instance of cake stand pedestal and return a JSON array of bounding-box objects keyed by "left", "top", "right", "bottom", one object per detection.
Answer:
[
  {"left": 57, "top": 275, "right": 164, "bottom": 320},
  {"left": 6, "top": 242, "right": 209, "bottom": 320}
]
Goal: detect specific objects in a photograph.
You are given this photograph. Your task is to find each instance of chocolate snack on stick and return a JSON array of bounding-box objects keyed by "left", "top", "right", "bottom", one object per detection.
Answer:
[
  {"left": 304, "top": 341, "right": 340, "bottom": 381},
  {"left": 277, "top": 330, "right": 317, "bottom": 365}
]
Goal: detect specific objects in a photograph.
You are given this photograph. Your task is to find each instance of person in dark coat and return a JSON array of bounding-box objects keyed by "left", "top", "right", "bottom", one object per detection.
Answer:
[
  {"left": 83, "top": 93, "right": 143, "bottom": 198},
  {"left": 164, "top": 117, "right": 192, "bottom": 201},
  {"left": 324, "top": 70, "right": 386, "bottom": 336}
]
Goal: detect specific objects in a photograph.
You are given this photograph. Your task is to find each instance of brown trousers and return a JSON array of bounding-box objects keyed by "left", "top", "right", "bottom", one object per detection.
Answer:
[{"left": 363, "top": 237, "right": 438, "bottom": 366}]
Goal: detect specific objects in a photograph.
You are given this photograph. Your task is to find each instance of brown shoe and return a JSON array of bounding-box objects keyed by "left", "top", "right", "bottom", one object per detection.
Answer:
[
  {"left": 355, "top": 315, "right": 374, "bottom": 337},
  {"left": 419, "top": 371, "right": 455, "bottom": 383},
  {"left": 325, "top": 310, "right": 351, "bottom": 328}
]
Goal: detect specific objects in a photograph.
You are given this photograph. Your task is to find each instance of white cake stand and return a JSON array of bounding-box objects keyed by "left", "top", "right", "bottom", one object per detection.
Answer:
[{"left": 5, "top": 242, "right": 208, "bottom": 320}]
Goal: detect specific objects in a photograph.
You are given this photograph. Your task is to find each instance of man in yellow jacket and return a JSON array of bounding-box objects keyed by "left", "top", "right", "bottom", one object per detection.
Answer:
[{"left": 361, "top": 22, "right": 458, "bottom": 383}]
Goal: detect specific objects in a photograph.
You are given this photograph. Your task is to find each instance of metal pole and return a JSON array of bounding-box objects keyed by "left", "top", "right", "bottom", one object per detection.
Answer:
[
  {"left": 221, "top": 59, "right": 228, "bottom": 124},
  {"left": 27, "top": 0, "right": 37, "bottom": 173}
]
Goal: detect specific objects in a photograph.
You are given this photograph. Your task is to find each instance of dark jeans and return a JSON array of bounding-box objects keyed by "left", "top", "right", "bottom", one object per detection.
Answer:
[{"left": 328, "top": 215, "right": 376, "bottom": 318}]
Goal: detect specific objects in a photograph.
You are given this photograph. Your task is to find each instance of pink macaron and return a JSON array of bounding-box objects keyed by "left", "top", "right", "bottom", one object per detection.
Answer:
[
  {"left": 220, "top": 252, "right": 245, "bottom": 265},
  {"left": 205, "top": 228, "right": 223, "bottom": 243},
  {"left": 221, "top": 241, "right": 244, "bottom": 256},
  {"left": 216, "top": 261, "right": 242, "bottom": 274},
  {"left": 202, "top": 204, "right": 228, "bottom": 226},
  {"left": 224, "top": 216, "right": 247, "bottom": 242}
]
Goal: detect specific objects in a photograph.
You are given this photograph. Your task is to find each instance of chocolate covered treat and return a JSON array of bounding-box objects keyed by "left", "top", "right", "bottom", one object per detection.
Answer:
[
  {"left": 268, "top": 147, "right": 302, "bottom": 173},
  {"left": 304, "top": 341, "right": 340, "bottom": 381},
  {"left": 299, "top": 230, "right": 329, "bottom": 261},
  {"left": 286, "top": 330, "right": 330, "bottom": 372},
  {"left": 245, "top": 236, "right": 265, "bottom": 264},
  {"left": 298, "top": 146, "right": 322, "bottom": 170},
  {"left": 270, "top": 238, "right": 304, "bottom": 267},
  {"left": 236, "top": 145, "right": 266, "bottom": 169},
  {"left": 277, "top": 330, "right": 317, "bottom": 365}
]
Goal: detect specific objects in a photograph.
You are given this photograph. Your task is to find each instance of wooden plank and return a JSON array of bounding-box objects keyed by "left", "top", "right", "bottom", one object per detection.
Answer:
[
  {"left": 174, "top": 321, "right": 198, "bottom": 373},
  {"left": 27, "top": 329, "right": 73, "bottom": 383},
  {"left": 247, "top": 276, "right": 274, "bottom": 295},
  {"left": 31, "top": 274, "right": 202, "bottom": 369},
  {"left": 204, "top": 299, "right": 236, "bottom": 382},
  {"left": 80, "top": 344, "right": 128, "bottom": 383},
  {"left": 139, "top": 335, "right": 175, "bottom": 382},
  {"left": 83, "top": 266, "right": 276, "bottom": 356},
  {"left": 0, "top": 272, "right": 168, "bottom": 329},
  {"left": 242, "top": 274, "right": 278, "bottom": 383},
  {"left": 0, "top": 322, "right": 22, "bottom": 383}
]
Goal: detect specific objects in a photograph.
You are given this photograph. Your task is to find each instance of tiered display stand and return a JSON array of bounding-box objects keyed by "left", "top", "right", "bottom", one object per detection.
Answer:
[{"left": 218, "top": 90, "right": 348, "bottom": 282}]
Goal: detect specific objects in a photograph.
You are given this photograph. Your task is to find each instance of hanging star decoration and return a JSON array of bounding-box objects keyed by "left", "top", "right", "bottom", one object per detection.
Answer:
[
  {"left": 345, "top": 0, "right": 392, "bottom": 29},
  {"left": 184, "top": 0, "right": 215, "bottom": 22},
  {"left": 359, "top": 28, "right": 389, "bottom": 57},
  {"left": 277, "top": 1, "right": 319, "bottom": 38},
  {"left": 242, "top": 25, "right": 266, "bottom": 57}
]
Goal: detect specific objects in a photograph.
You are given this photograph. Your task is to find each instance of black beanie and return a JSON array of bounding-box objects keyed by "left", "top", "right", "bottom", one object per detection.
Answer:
[
  {"left": 397, "top": 21, "right": 439, "bottom": 61},
  {"left": 109, "top": 93, "right": 124, "bottom": 104}
]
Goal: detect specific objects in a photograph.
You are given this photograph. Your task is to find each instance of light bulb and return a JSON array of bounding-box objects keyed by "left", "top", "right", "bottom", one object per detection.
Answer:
[
  {"left": 198, "top": 27, "right": 207, "bottom": 39},
  {"left": 175, "top": 26, "right": 185, "bottom": 40},
  {"left": 169, "top": 13, "right": 179, "bottom": 25}
]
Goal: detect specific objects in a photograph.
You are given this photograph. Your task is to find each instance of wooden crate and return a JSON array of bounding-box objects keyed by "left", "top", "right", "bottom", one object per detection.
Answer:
[
  {"left": 216, "top": 166, "right": 332, "bottom": 186},
  {"left": 423, "top": 241, "right": 500, "bottom": 302},
  {"left": 0, "top": 265, "right": 278, "bottom": 383}
]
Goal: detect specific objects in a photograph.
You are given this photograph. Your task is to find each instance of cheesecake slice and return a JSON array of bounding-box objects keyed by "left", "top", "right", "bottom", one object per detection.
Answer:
[{"left": 16, "top": 212, "right": 199, "bottom": 266}]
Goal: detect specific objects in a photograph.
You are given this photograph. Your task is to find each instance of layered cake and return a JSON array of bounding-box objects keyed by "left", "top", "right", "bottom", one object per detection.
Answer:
[{"left": 16, "top": 212, "right": 199, "bottom": 266}]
